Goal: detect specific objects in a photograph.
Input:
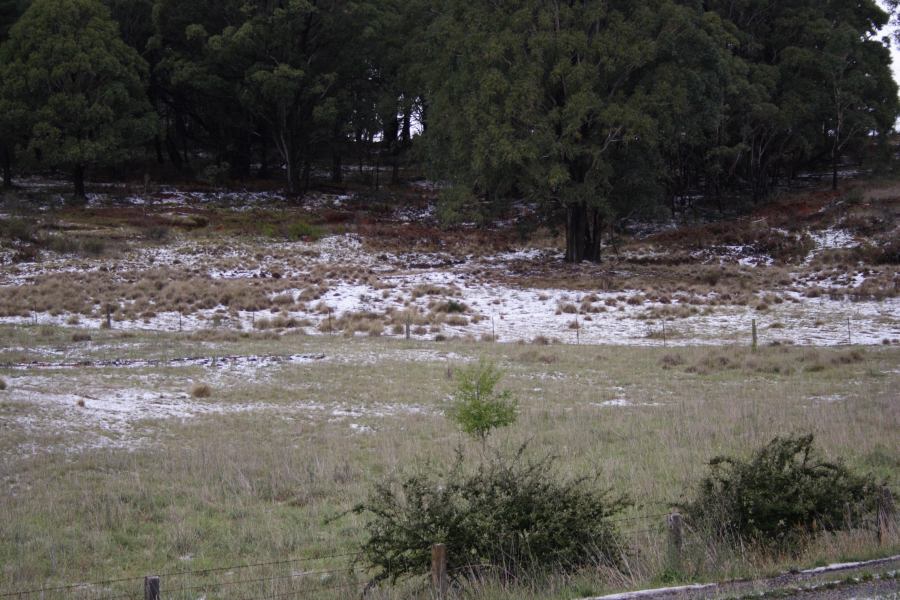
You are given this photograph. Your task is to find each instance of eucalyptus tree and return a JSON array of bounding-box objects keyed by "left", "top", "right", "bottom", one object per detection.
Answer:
[
  {"left": 0, "top": 0, "right": 157, "bottom": 198},
  {"left": 424, "top": 0, "right": 732, "bottom": 261}
]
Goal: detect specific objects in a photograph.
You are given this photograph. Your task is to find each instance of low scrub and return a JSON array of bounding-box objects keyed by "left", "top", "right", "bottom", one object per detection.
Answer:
[
  {"left": 353, "top": 448, "right": 628, "bottom": 583},
  {"left": 680, "top": 434, "right": 880, "bottom": 550}
]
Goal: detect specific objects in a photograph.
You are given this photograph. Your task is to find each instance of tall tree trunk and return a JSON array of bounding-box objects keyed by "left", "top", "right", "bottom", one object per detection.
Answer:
[
  {"left": 374, "top": 154, "right": 380, "bottom": 191},
  {"left": 565, "top": 203, "right": 586, "bottom": 263},
  {"left": 286, "top": 158, "right": 300, "bottom": 194},
  {"left": 402, "top": 106, "right": 412, "bottom": 145},
  {"left": 302, "top": 158, "right": 311, "bottom": 192},
  {"left": 565, "top": 204, "right": 605, "bottom": 263},
  {"left": 2, "top": 146, "right": 11, "bottom": 189},
  {"left": 331, "top": 152, "right": 342, "bottom": 183},
  {"left": 257, "top": 141, "right": 270, "bottom": 179},
  {"left": 832, "top": 153, "right": 838, "bottom": 191},
  {"left": 229, "top": 135, "right": 252, "bottom": 180},
  {"left": 165, "top": 134, "right": 183, "bottom": 171},
  {"left": 73, "top": 165, "right": 86, "bottom": 200},
  {"left": 154, "top": 135, "right": 164, "bottom": 165}
]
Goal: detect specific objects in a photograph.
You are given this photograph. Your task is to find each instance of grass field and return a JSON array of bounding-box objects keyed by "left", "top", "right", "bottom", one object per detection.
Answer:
[{"left": 1, "top": 324, "right": 898, "bottom": 599}]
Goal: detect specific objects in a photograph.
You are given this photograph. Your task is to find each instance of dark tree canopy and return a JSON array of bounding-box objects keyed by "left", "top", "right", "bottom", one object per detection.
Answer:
[
  {"left": 0, "top": 0, "right": 896, "bottom": 253},
  {"left": 0, "top": 0, "right": 157, "bottom": 197}
]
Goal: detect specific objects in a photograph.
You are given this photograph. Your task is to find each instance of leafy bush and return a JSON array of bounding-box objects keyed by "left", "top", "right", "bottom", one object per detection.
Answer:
[
  {"left": 284, "top": 219, "right": 322, "bottom": 240},
  {"left": 353, "top": 448, "right": 628, "bottom": 582},
  {"left": 144, "top": 225, "right": 171, "bottom": 242},
  {"left": 0, "top": 217, "right": 36, "bottom": 242},
  {"left": 447, "top": 360, "right": 517, "bottom": 443},
  {"left": 681, "top": 434, "right": 878, "bottom": 548}
]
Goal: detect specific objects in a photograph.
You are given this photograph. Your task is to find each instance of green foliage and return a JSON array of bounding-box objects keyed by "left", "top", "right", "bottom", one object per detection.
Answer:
[
  {"left": 436, "top": 186, "right": 479, "bottom": 228},
  {"left": 447, "top": 360, "right": 517, "bottom": 443},
  {"left": 284, "top": 220, "right": 322, "bottom": 241},
  {"left": 198, "top": 163, "right": 230, "bottom": 187},
  {"left": 681, "top": 434, "right": 879, "bottom": 549},
  {"left": 0, "top": 217, "right": 35, "bottom": 242},
  {"left": 422, "top": 0, "right": 899, "bottom": 261},
  {"left": 0, "top": 0, "right": 28, "bottom": 41},
  {"left": 0, "top": 0, "right": 157, "bottom": 195},
  {"left": 353, "top": 447, "right": 629, "bottom": 582}
]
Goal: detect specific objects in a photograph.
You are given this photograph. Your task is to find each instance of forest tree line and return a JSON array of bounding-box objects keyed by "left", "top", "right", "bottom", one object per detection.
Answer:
[{"left": 1, "top": 0, "right": 899, "bottom": 261}]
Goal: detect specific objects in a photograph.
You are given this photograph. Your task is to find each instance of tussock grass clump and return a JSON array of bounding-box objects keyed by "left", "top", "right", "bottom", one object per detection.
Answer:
[
  {"left": 71, "top": 333, "right": 92, "bottom": 342},
  {"left": 685, "top": 347, "right": 865, "bottom": 376},
  {"left": 518, "top": 349, "right": 558, "bottom": 364},
  {"left": 190, "top": 383, "right": 212, "bottom": 398},
  {"left": 0, "top": 377, "right": 6, "bottom": 391},
  {"left": 659, "top": 353, "right": 685, "bottom": 368},
  {"left": 411, "top": 284, "right": 459, "bottom": 299}
]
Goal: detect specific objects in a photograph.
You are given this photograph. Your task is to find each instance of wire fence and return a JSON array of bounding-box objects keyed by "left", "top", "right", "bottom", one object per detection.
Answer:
[
  {"left": 3, "top": 500, "right": 896, "bottom": 600},
  {"left": 0, "top": 551, "right": 368, "bottom": 600}
]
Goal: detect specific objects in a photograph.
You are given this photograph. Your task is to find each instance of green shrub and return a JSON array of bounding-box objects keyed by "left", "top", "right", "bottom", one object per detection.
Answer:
[
  {"left": 680, "top": 434, "right": 879, "bottom": 549},
  {"left": 285, "top": 219, "right": 322, "bottom": 240},
  {"left": 0, "top": 217, "right": 36, "bottom": 242},
  {"left": 353, "top": 448, "right": 628, "bottom": 583},
  {"left": 447, "top": 360, "right": 517, "bottom": 444},
  {"left": 437, "top": 186, "right": 479, "bottom": 227},
  {"left": 145, "top": 225, "right": 171, "bottom": 242},
  {"left": 44, "top": 234, "right": 80, "bottom": 254},
  {"left": 79, "top": 237, "right": 106, "bottom": 256}
]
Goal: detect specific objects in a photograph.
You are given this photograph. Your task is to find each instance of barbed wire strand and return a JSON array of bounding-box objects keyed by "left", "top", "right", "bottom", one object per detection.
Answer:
[
  {"left": 0, "top": 553, "right": 363, "bottom": 598},
  {"left": 164, "top": 566, "right": 366, "bottom": 594}
]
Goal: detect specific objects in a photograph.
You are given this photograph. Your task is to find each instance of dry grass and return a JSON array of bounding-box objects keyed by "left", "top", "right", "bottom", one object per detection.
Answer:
[
  {"left": 190, "top": 382, "right": 212, "bottom": 398},
  {"left": 0, "top": 326, "right": 896, "bottom": 599}
]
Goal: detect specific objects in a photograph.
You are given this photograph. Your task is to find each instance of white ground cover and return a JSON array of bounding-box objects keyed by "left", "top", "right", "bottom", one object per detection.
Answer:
[
  {"left": 1, "top": 231, "right": 897, "bottom": 346},
  {"left": 2, "top": 364, "right": 435, "bottom": 454}
]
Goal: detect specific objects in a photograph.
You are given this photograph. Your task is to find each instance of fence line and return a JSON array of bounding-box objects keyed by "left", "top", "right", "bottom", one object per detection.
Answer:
[
  {"left": 5, "top": 502, "right": 897, "bottom": 600},
  {"left": 0, "top": 552, "right": 363, "bottom": 598}
]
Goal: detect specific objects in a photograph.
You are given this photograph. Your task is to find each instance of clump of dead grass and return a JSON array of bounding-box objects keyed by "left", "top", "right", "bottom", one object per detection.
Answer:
[
  {"left": 684, "top": 347, "right": 866, "bottom": 376},
  {"left": 190, "top": 383, "right": 212, "bottom": 398}
]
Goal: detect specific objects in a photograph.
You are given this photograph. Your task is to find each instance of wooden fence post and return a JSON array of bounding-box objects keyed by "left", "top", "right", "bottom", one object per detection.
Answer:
[
  {"left": 431, "top": 543, "right": 448, "bottom": 598},
  {"left": 144, "top": 576, "right": 160, "bottom": 600},
  {"left": 405, "top": 312, "right": 411, "bottom": 340},
  {"left": 105, "top": 304, "right": 112, "bottom": 329},
  {"left": 751, "top": 319, "right": 758, "bottom": 352},
  {"left": 662, "top": 321, "right": 667, "bottom": 347},
  {"left": 847, "top": 317, "right": 852, "bottom": 346},
  {"left": 877, "top": 486, "right": 895, "bottom": 545},
  {"left": 667, "top": 512, "right": 683, "bottom": 572}
]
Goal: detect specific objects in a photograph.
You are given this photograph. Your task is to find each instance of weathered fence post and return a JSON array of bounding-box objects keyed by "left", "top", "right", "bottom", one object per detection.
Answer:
[
  {"left": 847, "top": 317, "right": 852, "bottom": 346},
  {"left": 877, "top": 486, "right": 895, "bottom": 545},
  {"left": 662, "top": 321, "right": 667, "bottom": 347},
  {"left": 751, "top": 319, "right": 758, "bottom": 352},
  {"left": 405, "top": 312, "right": 411, "bottom": 340},
  {"left": 431, "top": 543, "right": 448, "bottom": 598},
  {"left": 144, "top": 576, "right": 160, "bottom": 600},
  {"left": 105, "top": 304, "right": 112, "bottom": 329},
  {"left": 667, "top": 512, "right": 683, "bottom": 572},
  {"left": 491, "top": 316, "right": 496, "bottom": 343}
]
